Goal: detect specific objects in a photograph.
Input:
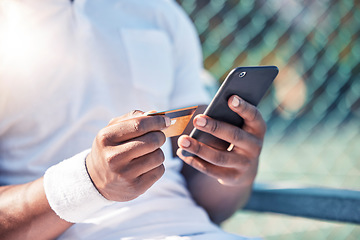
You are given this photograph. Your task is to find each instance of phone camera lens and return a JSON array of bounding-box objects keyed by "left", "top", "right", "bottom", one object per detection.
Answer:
[{"left": 239, "top": 72, "right": 246, "bottom": 78}]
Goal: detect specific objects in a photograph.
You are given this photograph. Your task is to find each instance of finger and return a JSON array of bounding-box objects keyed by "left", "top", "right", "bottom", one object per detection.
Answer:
[
  {"left": 192, "top": 114, "right": 262, "bottom": 154},
  {"left": 125, "top": 149, "right": 165, "bottom": 177},
  {"left": 176, "top": 147, "right": 244, "bottom": 186},
  {"left": 103, "top": 115, "right": 170, "bottom": 144},
  {"left": 112, "top": 131, "right": 166, "bottom": 162},
  {"left": 177, "top": 135, "right": 250, "bottom": 169},
  {"left": 108, "top": 110, "right": 145, "bottom": 126},
  {"left": 228, "top": 95, "right": 266, "bottom": 138},
  {"left": 135, "top": 164, "right": 165, "bottom": 194}
]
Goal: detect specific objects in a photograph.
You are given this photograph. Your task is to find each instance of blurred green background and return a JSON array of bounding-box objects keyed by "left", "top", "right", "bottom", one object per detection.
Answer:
[{"left": 176, "top": 0, "right": 360, "bottom": 239}]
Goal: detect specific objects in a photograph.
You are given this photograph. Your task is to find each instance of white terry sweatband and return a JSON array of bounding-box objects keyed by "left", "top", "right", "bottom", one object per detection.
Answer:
[{"left": 43, "top": 149, "right": 114, "bottom": 223}]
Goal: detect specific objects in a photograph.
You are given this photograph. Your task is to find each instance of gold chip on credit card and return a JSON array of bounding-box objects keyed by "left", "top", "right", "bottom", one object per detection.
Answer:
[{"left": 147, "top": 105, "right": 198, "bottom": 137}]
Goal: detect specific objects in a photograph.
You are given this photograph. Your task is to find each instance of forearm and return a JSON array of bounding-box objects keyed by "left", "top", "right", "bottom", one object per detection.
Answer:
[
  {"left": 0, "top": 177, "right": 72, "bottom": 240},
  {"left": 182, "top": 165, "right": 253, "bottom": 224}
]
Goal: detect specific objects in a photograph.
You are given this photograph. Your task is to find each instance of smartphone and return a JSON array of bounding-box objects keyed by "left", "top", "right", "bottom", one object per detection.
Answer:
[{"left": 183, "top": 66, "right": 279, "bottom": 157}]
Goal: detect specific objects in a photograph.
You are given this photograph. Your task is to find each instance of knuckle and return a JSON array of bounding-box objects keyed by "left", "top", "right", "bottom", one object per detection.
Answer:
[
  {"left": 96, "top": 129, "right": 111, "bottom": 146},
  {"left": 210, "top": 120, "right": 219, "bottom": 133},
  {"left": 107, "top": 161, "right": 118, "bottom": 173},
  {"left": 193, "top": 142, "right": 202, "bottom": 155},
  {"left": 132, "top": 118, "right": 145, "bottom": 132},
  {"left": 104, "top": 152, "right": 119, "bottom": 171},
  {"left": 240, "top": 101, "right": 260, "bottom": 122},
  {"left": 132, "top": 115, "right": 165, "bottom": 133},
  {"left": 129, "top": 110, "right": 143, "bottom": 116}
]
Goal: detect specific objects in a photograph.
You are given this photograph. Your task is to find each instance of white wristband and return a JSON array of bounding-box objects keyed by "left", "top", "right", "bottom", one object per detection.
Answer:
[{"left": 43, "top": 149, "right": 114, "bottom": 223}]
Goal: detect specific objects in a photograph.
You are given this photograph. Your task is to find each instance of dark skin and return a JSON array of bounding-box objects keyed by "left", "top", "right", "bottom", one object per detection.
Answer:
[
  {"left": 176, "top": 95, "right": 264, "bottom": 223},
  {"left": 0, "top": 178, "right": 73, "bottom": 240},
  {"left": 0, "top": 95, "right": 265, "bottom": 239}
]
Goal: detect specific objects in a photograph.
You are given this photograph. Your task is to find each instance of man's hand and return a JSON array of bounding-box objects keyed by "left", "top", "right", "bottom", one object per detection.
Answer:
[
  {"left": 177, "top": 95, "right": 266, "bottom": 187},
  {"left": 86, "top": 110, "right": 170, "bottom": 202}
]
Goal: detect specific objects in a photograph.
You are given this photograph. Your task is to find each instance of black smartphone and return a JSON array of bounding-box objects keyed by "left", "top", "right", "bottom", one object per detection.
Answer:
[{"left": 183, "top": 66, "right": 278, "bottom": 157}]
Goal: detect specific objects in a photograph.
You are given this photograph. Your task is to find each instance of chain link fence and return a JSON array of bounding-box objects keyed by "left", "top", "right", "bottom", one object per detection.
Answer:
[{"left": 176, "top": 0, "right": 360, "bottom": 239}]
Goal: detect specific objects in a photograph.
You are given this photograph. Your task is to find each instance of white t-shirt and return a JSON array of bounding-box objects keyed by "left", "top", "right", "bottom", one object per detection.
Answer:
[{"left": 0, "top": 0, "right": 253, "bottom": 239}]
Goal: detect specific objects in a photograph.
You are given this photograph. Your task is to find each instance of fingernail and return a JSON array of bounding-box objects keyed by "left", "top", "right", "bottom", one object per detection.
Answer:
[
  {"left": 145, "top": 110, "right": 157, "bottom": 115},
  {"left": 164, "top": 116, "right": 171, "bottom": 127},
  {"left": 232, "top": 96, "right": 240, "bottom": 107},
  {"left": 180, "top": 138, "right": 191, "bottom": 148},
  {"left": 195, "top": 116, "right": 207, "bottom": 127}
]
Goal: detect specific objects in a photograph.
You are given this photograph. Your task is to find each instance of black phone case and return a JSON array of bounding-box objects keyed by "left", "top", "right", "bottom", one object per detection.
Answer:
[{"left": 183, "top": 66, "right": 278, "bottom": 157}]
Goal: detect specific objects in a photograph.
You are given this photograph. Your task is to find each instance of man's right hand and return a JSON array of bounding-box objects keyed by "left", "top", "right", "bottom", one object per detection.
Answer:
[{"left": 85, "top": 110, "right": 170, "bottom": 202}]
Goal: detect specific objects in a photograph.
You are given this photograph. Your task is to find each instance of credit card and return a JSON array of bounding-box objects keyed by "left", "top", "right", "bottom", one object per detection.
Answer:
[{"left": 148, "top": 105, "right": 198, "bottom": 137}]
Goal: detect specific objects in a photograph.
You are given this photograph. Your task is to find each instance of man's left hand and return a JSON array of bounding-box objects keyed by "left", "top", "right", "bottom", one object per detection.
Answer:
[{"left": 177, "top": 95, "right": 266, "bottom": 187}]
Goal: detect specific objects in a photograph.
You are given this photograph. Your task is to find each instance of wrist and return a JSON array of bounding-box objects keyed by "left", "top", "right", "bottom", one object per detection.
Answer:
[
  {"left": 84, "top": 152, "right": 110, "bottom": 200},
  {"left": 43, "top": 149, "right": 114, "bottom": 223}
]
